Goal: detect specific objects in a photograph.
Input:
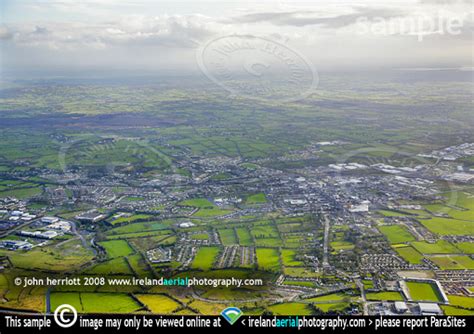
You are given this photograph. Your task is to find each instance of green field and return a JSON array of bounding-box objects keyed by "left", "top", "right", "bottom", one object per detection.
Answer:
[
  {"left": 305, "top": 293, "right": 350, "bottom": 303},
  {"left": 411, "top": 240, "right": 460, "bottom": 254},
  {"left": 107, "top": 221, "right": 169, "bottom": 235},
  {"left": 218, "top": 229, "right": 238, "bottom": 245},
  {"left": 441, "top": 305, "right": 474, "bottom": 316},
  {"left": 365, "top": 291, "right": 404, "bottom": 301},
  {"left": 105, "top": 230, "right": 171, "bottom": 240},
  {"left": 136, "top": 294, "right": 181, "bottom": 313},
  {"left": 127, "top": 254, "right": 151, "bottom": 277},
  {"left": 268, "top": 302, "right": 312, "bottom": 315},
  {"left": 314, "top": 303, "right": 351, "bottom": 313},
  {"left": 428, "top": 255, "right": 474, "bottom": 270},
  {"left": 99, "top": 240, "right": 134, "bottom": 258},
  {"left": 246, "top": 193, "right": 267, "bottom": 204},
  {"left": 330, "top": 241, "right": 355, "bottom": 251},
  {"left": 378, "top": 210, "right": 412, "bottom": 217},
  {"left": 236, "top": 228, "right": 253, "bottom": 246},
  {"left": 406, "top": 281, "right": 442, "bottom": 302},
  {"left": 191, "top": 247, "right": 219, "bottom": 271},
  {"left": 179, "top": 198, "right": 214, "bottom": 207},
  {"left": 447, "top": 295, "right": 474, "bottom": 309},
  {"left": 191, "top": 233, "right": 209, "bottom": 241},
  {"left": 455, "top": 242, "right": 474, "bottom": 254},
  {"left": 251, "top": 223, "right": 279, "bottom": 239},
  {"left": 378, "top": 225, "right": 415, "bottom": 244},
  {"left": 395, "top": 246, "right": 424, "bottom": 264},
  {"left": 281, "top": 249, "right": 303, "bottom": 267},
  {"left": 283, "top": 280, "right": 317, "bottom": 288},
  {"left": 193, "top": 208, "right": 232, "bottom": 217},
  {"left": 51, "top": 292, "right": 142, "bottom": 313},
  {"left": 86, "top": 257, "right": 133, "bottom": 275},
  {"left": 109, "top": 214, "right": 154, "bottom": 226},
  {"left": 179, "top": 198, "right": 232, "bottom": 217},
  {"left": 1, "top": 244, "right": 93, "bottom": 272},
  {"left": 256, "top": 248, "right": 280, "bottom": 272},
  {"left": 0, "top": 186, "right": 42, "bottom": 199},
  {"left": 418, "top": 217, "right": 474, "bottom": 236},
  {"left": 284, "top": 267, "right": 320, "bottom": 278},
  {"left": 425, "top": 192, "right": 474, "bottom": 222}
]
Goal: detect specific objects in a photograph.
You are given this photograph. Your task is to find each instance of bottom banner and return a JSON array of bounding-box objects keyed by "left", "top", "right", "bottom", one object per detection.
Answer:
[{"left": 1, "top": 312, "right": 472, "bottom": 333}]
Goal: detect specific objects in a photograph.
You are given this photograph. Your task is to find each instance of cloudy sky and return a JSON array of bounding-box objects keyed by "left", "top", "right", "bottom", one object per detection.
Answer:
[{"left": 0, "top": 0, "right": 472, "bottom": 74}]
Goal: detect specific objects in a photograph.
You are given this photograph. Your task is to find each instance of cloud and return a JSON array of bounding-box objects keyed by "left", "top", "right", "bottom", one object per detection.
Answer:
[
  {"left": 1, "top": 2, "right": 471, "bottom": 72},
  {"left": 8, "top": 15, "right": 220, "bottom": 50},
  {"left": 419, "top": 0, "right": 472, "bottom": 4},
  {"left": 228, "top": 7, "right": 407, "bottom": 28},
  {"left": 0, "top": 26, "right": 14, "bottom": 40}
]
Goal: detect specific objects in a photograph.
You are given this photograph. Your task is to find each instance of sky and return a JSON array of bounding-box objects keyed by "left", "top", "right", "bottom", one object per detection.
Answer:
[{"left": 0, "top": 0, "right": 472, "bottom": 75}]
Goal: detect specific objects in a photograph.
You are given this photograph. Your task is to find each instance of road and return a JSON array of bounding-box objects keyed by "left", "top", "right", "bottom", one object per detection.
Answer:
[
  {"left": 322, "top": 215, "right": 330, "bottom": 269},
  {"left": 355, "top": 279, "right": 369, "bottom": 315}
]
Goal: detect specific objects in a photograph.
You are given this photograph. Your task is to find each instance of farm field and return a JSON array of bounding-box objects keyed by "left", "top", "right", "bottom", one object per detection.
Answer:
[
  {"left": 455, "top": 242, "right": 474, "bottom": 254},
  {"left": 378, "top": 225, "right": 415, "bottom": 244},
  {"left": 305, "top": 293, "right": 351, "bottom": 303},
  {"left": 395, "top": 246, "right": 424, "bottom": 264},
  {"left": 447, "top": 295, "right": 474, "bottom": 309},
  {"left": 411, "top": 240, "right": 460, "bottom": 254},
  {"left": 106, "top": 221, "right": 169, "bottom": 235},
  {"left": 428, "top": 255, "right": 474, "bottom": 270},
  {"left": 236, "top": 228, "right": 253, "bottom": 246},
  {"left": 136, "top": 294, "right": 181, "bottom": 313},
  {"left": 365, "top": 291, "right": 404, "bottom": 301},
  {"left": 1, "top": 246, "right": 93, "bottom": 272},
  {"left": 50, "top": 292, "right": 142, "bottom": 313},
  {"left": 86, "top": 257, "right": 133, "bottom": 275},
  {"left": 281, "top": 249, "right": 303, "bottom": 267},
  {"left": 99, "top": 240, "right": 135, "bottom": 258},
  {"left": 283, "top": 280, "right": 317, "bottom": 288},
  {"left": 330, "top": 241, "right": 355, "bottom": 251},
  {"left": 109, "top": 214, "right": 154, "bottom": 226},
  {"left": 256, "top": 248, "right": 280, "bottom": 272},
  {"left": 246, "top": 193, "right": 267, "bottom": 204},
  {"left": 441, "top": 305, "right": 474, "bottom": 316},
  {"left": 218, "top": 229, "right": 238, "bottom": 245},
  {"left": 418, "top": 217, "right": 474, "bottom": 236},
  {"left": 267, "top": 303, "right": 312, "bottom": 315},
  {"left": 179, "top": 198, "right": 232, "bottom": 217},
  {"left": 191, "top": 247, "right": 220, "bottom": 271},
  {"left": 314, "top": 303, "right": 351, "bottom": 313}
]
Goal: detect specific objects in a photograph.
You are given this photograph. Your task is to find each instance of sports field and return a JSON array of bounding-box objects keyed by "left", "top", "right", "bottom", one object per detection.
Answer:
[{"left": 406, "top": 281, "right": 442, "bottom": 302}]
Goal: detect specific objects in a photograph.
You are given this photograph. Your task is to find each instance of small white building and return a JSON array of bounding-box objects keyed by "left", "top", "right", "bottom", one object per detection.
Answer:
[
  {"left": 419, "top": 303, "right": 442, "bottom": 315},
  {"left": 394, "top": 301, "right": 408, "bottom": 313},
  {"left": 41, "top": 216, "right": 59, "bottom": 224},
  {"left": 179, "top": 222, "right": 195, "bottom": 228}
]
